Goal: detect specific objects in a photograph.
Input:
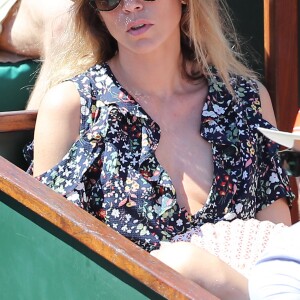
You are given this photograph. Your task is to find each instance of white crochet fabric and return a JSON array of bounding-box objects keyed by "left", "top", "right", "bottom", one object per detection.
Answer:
[{"left": 171, "top": 219, "right": 287, "bottom": 277}]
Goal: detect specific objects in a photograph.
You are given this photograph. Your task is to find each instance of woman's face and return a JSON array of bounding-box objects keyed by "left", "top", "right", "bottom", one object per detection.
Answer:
[{"left": 98, "top": 0, "right": 183, "bottom": 55}]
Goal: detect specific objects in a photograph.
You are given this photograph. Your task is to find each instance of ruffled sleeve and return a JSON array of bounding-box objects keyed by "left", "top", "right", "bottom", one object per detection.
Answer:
[
  {"left": 255, "top": 124, "right": 295, "bottom": 210},
  {"left": 26, "top": 70, "right": 111, "bottom": 209},
  {"left": 200, "top": 70, "right": 294, "bottom": 220},
  {"left": 243, "top": 79, "right": 295, "bottom": 209}
]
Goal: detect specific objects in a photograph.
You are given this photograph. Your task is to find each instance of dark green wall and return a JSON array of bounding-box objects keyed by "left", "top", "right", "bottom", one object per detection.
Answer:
[
  {"left": 0, "top": 198, "right": 164, "bottom": 300},
  {"left": 228, "top": 0, "right": 299, "bottom": 102},
  {"left": 0, "top": 138, "right": 166, "bottom": 300},
  {"left": 0, "top": 60, "right": 40, "bottom": 112},
  {"left": 227, "top": 0, "right": 264, "bottom": 75}
]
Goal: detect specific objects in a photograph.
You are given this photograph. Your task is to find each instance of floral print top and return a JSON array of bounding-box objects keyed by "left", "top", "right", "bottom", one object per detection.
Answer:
[{"left": 25, "top": 63, "right": 294, "bottom": 252}]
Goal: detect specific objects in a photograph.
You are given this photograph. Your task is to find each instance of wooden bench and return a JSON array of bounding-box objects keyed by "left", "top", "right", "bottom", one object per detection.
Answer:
[
  {"left": 0, "top": 110, "right": 37, "bottom": 132},
  {"left": 0, "top": 110, "right": 217, "bottom": 300}
]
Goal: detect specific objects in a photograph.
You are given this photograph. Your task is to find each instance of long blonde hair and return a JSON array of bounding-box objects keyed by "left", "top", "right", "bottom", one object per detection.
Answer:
[{"left": 40, "top": 0, "right": 256, "bottom": 97}]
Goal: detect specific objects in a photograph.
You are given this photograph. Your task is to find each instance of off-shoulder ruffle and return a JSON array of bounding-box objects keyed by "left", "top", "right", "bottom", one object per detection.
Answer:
[{"left": 24, "top": 64, "right": 295, "bottom": 252}]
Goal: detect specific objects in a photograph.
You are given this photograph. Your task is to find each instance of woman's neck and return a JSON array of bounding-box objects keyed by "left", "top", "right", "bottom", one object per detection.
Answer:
[{"left": 109, "top": 46, "right": 191, "bottom": 100}]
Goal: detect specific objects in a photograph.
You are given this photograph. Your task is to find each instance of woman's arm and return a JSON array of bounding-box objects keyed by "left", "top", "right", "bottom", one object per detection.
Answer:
[
  {"left": 33, "top": 81, "right": 80, "bottom": 176},
  {"left": 151, "top": 242, "right": 249, "bottom": 300},
  {"left": 255, "top": 81, "right": 292, "bottom": 225},
  {"left": 256, "top": 198, "right": 291, "bottom": 225},
  {"left": 257, "top": 81, "right": 277, "bottom": 127}
]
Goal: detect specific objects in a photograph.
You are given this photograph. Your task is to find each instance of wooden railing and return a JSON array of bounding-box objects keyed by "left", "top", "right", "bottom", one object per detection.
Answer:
[{"left": 0, "top": 110, "right": 37, "bottom": 132}]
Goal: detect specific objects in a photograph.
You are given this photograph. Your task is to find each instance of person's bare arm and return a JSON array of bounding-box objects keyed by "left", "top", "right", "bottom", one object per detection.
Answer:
[
  {"left": 257, "top": 81, "right": 277, "bottom": 127},
  {"left": 0, "top": 0, "right": 73, "bottom": 59},
  {"left": 256, "top": 199, "right": 291, "bottom": 225},
  {"left": 255, "top": 81, "right": 292, "bottom": 225},
  {"left": 33, "top": 81, "right": 80, "bottom": 176},
  {"left": 151, "top": 242, "right": 249, "bottom": 300}
]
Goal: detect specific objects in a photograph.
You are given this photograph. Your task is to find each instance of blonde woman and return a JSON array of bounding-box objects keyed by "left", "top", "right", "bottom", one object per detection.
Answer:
[{"left": 28, "top": 0, "right": 295, "bottom": 298}]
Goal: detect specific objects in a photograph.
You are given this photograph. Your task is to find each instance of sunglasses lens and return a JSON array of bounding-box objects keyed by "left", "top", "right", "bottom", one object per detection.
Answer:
[
  {"left": 279, "top": 151, "right": 300, "bottom": 177},
  {"left": 92, "top": 0, "right": 121, "bottom": 11},
  {"left": 91, "top": 0, "right": 155, "bottom": 11}
]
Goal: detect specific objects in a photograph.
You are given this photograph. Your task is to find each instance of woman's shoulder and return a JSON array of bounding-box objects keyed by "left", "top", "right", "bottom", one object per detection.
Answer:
[
  {"left": 254, "top": 81, "right": 276, "bottom": 127},
  {"left": 67, "top": 63, "right": 114, "bottom": 101},
  {"left": 229, "top": 72, "right": 259, "bottom": 92},
  {"left": 41, "top": 81, "right": 80, "bottom": 115},
  {"left": 228, "top": 75, "right": 277, "bottom": 128},
  {"left": 209, "top": 69, "right": 276, "bottom": 126},
  {"left": 36, "top": 81, "right": 81, "bottom": 139},
  {"left": 207, "top": 67, "right": 260, "bottom": 101}
]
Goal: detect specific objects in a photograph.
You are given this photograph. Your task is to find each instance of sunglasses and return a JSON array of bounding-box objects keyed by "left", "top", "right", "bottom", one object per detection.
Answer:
[
  {"left": 278, "top": 149, "right": 300, "bottom": 177},
  {"left": 90, "top": 0, "right": 155, "bottom": 12}
]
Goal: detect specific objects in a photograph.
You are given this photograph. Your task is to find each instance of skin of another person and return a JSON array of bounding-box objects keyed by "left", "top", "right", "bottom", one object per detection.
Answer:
[
  {"left": 248, "top": 221, "right": 300, "bottom": 299},
  {"left": 0, "top": 0, "right": 73, "bottom": 108},
  {"left": 0, "top": 0, "right": 73, "bottom": 59},
  {"left": 31, "top": 0, "right": 292, "bottom": 298}
]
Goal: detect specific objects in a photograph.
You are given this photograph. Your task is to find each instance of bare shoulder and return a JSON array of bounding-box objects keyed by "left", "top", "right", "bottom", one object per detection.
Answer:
[
  {"left": 255, "top": 80, "right": 277, "bottom": 127},
  {"left": 34, "top": 81, "right": 80, "bottom": 176},
  {"left": 36, "top": 80, "right": 80, "bottom": 137},
  {"left": 39, "top": 81, "right": 80, "bottom": 117}
]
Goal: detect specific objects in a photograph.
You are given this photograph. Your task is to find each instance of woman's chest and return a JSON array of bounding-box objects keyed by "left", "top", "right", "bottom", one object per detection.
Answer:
[
  {"left": 155, "top": 118, "right": 214, "bottom": 214},
  {"left": 86, "top": 104, "right": 260, "bottom": 229}
]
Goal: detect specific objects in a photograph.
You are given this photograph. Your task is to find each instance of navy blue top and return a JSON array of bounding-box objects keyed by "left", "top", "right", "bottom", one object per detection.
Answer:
[{"left": 25, "top": 63, "right": 294, "bottom": 252}]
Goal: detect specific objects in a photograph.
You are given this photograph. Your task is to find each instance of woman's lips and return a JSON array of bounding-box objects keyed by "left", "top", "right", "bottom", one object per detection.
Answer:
[{"left": 127, "top": 20, "right": 153, "bottom": 36}]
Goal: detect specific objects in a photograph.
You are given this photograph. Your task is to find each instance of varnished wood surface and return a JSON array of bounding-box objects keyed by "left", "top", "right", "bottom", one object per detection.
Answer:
[
  {"left": 0, "top": 155, "right": 217, "bottom": 300},
  {"left": 264, "top": 0, "right": 299, "bottom": 130},
  {"left": 0, "top": 110, "right": 37, "bottom": 132},
  {"left": 264, "top": 0, "right": 299, "bottom": 221}
]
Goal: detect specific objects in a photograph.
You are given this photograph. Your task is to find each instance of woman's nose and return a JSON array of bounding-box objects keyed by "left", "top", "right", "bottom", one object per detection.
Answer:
[{"left": 121, "top": 0, "right": 143, "bottom": 13}]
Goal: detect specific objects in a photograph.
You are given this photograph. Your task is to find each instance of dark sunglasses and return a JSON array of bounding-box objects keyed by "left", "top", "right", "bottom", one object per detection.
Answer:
[
  {"left": 278, "top": 149, "right": 300, "bottom": 177},
  {"left": 89, "top": 0, "right": 155, "bottom": 12}
]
